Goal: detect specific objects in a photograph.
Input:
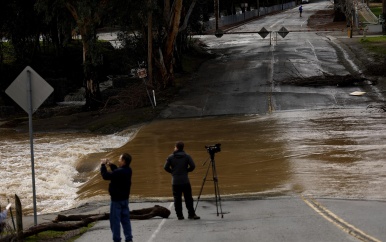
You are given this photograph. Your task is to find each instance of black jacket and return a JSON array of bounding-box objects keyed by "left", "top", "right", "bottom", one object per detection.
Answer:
[
  {"left": 101, "top": 164, "right": 132, "bottom": 201},
  {"left": 164, "top": 150, "right": 195, "bottom": 185}
]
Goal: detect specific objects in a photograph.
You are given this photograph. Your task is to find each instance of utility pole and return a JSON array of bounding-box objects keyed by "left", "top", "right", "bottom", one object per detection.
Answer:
[
  {"left": 214, "top": 0, "right": 223, "bottom": 37},
  {"left": 214, "top": 0, "right": 219, "bottom": 31},
  {"left": 148, "top": 0, "right": 153, "bottom": 85},
  {"left": 349, "top": 9, "right": 354, "bottom": 38}
]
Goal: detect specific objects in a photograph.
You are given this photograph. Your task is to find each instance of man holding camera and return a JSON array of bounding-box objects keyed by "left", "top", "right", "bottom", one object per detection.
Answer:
[
  {"left": 164, "top": 141, "right": 200, "bottom": 220},
  {"left": 0, "top": 205, "right": 10, "bottom": 233},
  {"left": 101, "top": 153, "right": 133, "bottom": 242}
]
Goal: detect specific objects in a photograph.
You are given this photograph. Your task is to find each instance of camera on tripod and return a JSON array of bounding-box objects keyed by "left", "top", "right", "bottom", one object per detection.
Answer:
[
  {"left": 196, "top": 143, "right": 224, "bottom": 218},
  {"left": 205, "top": 143, "right": 221, "bottom": 154}
]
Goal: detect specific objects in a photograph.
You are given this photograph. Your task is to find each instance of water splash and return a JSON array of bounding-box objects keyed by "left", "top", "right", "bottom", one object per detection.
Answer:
[{"left": 0, "top": 129, "right": 135, "bottom": 215}]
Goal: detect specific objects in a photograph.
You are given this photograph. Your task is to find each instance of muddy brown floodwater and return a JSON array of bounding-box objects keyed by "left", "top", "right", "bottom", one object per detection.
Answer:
[{"left": 76, "top": 108, "right": 386, "bottom": 203}]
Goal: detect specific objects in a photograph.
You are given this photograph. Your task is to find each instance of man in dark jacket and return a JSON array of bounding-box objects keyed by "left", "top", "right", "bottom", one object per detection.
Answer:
[
  {"left": 164, "top": 141, "right": 200, "bottom": 220},
  {"left": 101, "top": 153, "right": 133, "bottom": 242}
]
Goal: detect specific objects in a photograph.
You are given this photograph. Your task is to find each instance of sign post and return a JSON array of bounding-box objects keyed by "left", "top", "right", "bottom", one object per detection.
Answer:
[
  {"left": 5, "top": 66, "right": 54, "bottom": 225},
  {"left": 258, "top": 27, "right": 271, "bottom": 45},
  {"left": 258, "top": 26, "right": 289, "bottom": 46},
  {"left": 27, "top": 70, "right": 37, "bottom": 226},
  {"left": 137, "top": 67, "right": 156, "bottom": 109}
]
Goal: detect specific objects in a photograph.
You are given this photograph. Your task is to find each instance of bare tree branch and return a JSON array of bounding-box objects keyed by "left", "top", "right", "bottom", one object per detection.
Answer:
[{"left": 179, "top": 0, "right": 198, "bottom": 32}]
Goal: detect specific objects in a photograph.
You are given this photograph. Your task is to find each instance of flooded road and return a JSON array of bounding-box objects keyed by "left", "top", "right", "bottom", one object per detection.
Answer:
[
  {"left": 3, "top": 107, "right": 383, "bottom": 215},
  {"left": 78, "top": 108, "right": 386, "bottom": 203}
]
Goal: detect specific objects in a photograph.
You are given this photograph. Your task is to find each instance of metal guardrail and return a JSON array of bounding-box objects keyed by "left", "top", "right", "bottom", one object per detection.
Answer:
[
  {"left": 357, "top": 2, "right": 378, "bottom": 24},
  {"left": 204, "top": 1, "right": 296, "bottom": 32}
]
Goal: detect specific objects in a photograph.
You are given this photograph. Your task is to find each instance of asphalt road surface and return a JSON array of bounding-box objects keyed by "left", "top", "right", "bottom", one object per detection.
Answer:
[
  {"left": 73, "top": 197, "right": 385, "bottom": 242},
  {"left": 160, "top": 0, "right": 383, "bottom": 118}
]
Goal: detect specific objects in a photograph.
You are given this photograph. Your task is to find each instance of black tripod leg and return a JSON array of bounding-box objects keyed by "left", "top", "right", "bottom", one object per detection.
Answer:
[
  {"left": 214, "top": 180, "right": 224, "bottom": 218},
  {"left": 195, "top": 159, "right": 211, "bottom": 211},
  {"left": 212, "top": 160, "right": 224, "bottom": 218},
  {"left": 212, "top": 160, "right": 219, "bottom": 216}
]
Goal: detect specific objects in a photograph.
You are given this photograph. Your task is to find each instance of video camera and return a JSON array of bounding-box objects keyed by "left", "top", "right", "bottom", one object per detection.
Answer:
[{"left": 205, "top": 143, "right": 221, "bottom": 154}]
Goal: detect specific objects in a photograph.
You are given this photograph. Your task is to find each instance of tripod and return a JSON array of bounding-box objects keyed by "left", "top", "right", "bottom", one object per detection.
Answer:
[{"left": 195, "top": 150, "right": 224, "bottom": 218}]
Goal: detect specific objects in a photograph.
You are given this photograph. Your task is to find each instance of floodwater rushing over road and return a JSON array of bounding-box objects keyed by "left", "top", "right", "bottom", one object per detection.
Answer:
[
  {"left": 1, "top": 108, "right": 385, "bottom": 214},
  {"left": 0, "top": 127, "right": 135, "bottom": 214}
]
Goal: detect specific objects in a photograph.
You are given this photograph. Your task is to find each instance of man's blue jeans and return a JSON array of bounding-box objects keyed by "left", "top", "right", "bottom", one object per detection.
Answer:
[{"left": 110, "top": 200, "right": 133, "bottom": 242}]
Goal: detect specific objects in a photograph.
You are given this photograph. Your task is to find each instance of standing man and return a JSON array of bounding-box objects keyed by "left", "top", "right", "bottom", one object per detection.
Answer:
[
  {"left": 101, "top": 153, "right": 133, "bottom": 242},
  {"left": 299, "top": 5, "right": 303, "bottom": 17},
  {"left": 0, "top": 205, "right": 9, "bottom": 233},
  {"left": 164, "top": 141, "right": 200, "bottom": 220}
]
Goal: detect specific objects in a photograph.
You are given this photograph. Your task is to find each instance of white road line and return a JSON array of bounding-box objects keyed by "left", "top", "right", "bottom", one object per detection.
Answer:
[
  {"left": 147, "top": 202, "right": 174, "bottom": 242},
  {"left": 306, "top": 39, "right": 318, "bottom": 60},
  {"left": 329, "top": 37, "right": 362, "bottom": 75},
  {"left": 301, "top": 196, "right": 381, "bottom": 242},
  {"left": 270, "top": 18, "right": 283, "bottom": 29}
]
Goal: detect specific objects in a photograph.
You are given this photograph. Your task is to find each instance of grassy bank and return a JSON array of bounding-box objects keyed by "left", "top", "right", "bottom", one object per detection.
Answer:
[
  {"left": 360, "top": 36, "right": 386, "bottom": 55},
  {"left": 369, "top": 3, "right": 382, "bottom": 17}
]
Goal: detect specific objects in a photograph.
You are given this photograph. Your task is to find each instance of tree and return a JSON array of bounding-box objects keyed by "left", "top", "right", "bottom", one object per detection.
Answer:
[
  {"left": 114, "top": 0, "right": 200, "bottom": 89},
  {"left": 0, "top": 0, "right": 12, "bottom": 70},
  {"left": 148, "top": 0, "right": 198, "bottom": 88},
  {"left": 1, "top": 0, "right": 43, "bottom": 62},
  {"left": 333, "top": 0, "right": 347, "bottom": 22},
  {"left": 64, "top": 0, "right": 113, "bottom": 109},
  {"left": 36, "top": 0, "right": 112, "bottom": 110},
  {"left": 0, "top": 0, "right": 53, "bottom": 97},
  {"left": 383, "top": 0, "right": 386, "bottom": 32},
  {"left": 157, "top": 0, "right": 184, "bottom": 87},
  {"left": 35, "top": 0, "right": 75, "bottom": 56}
]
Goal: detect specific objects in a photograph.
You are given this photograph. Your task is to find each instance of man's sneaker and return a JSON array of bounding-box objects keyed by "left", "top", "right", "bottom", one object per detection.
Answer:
[
  {"left": 178, "top": 216, "right": 184, "bottom": 220},
  {"left": 188, "top": 215, "right": 200, "bottom": 220}
]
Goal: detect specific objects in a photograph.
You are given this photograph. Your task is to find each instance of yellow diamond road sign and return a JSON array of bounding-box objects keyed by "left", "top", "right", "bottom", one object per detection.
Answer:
[{"left": 5, "top": 66, "right": 54, "bottom": 114}]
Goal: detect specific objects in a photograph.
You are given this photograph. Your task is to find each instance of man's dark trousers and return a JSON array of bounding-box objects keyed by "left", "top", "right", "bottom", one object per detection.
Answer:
[{"left": 173, "top": 183, "right": 195, "bottom": 217}]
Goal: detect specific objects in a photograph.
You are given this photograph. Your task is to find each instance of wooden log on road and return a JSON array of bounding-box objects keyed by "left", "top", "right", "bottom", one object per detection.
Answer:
[
  {"left": 55, "top": 205, "right": 171, "bottom": 222},
  {"left": 22, "top": 214, "right": 106, "bottom": 238},
  {"left": 0, "top": 205, "right": 170, "bottom": 241}
]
